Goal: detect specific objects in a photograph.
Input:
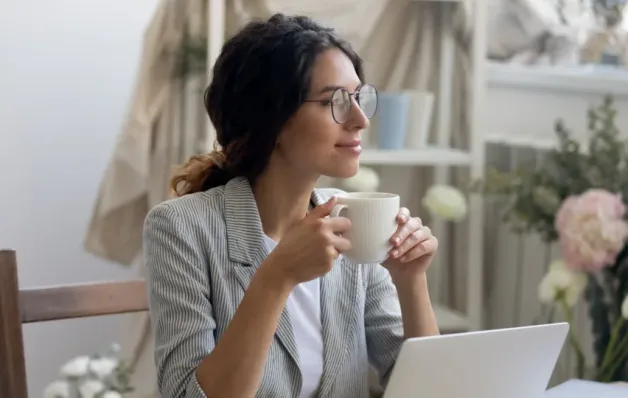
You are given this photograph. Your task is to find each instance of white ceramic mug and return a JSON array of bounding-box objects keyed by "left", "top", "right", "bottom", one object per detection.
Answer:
[{"left": 330, "top": 192, "right": 400, "bottom": 264}]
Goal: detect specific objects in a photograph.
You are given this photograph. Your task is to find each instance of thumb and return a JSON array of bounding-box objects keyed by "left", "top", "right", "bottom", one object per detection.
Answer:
[{"left": 309, "top": 196, "right": 338, "bottom": 219}]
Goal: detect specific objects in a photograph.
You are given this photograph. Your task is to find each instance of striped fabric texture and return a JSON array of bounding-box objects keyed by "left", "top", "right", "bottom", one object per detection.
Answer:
[{"left": 143, "top": 176, "right": 404, "bottom": 398}]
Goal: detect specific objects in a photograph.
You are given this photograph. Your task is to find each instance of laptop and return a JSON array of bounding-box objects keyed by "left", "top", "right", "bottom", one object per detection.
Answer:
[{"left": 384, "top": 322, "right": 569, "bottom": 398}]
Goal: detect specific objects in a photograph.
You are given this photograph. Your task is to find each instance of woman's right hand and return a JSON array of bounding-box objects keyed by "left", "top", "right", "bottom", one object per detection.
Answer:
[{"left": 262, "top": 196, "right": 352, "bottom": 287}]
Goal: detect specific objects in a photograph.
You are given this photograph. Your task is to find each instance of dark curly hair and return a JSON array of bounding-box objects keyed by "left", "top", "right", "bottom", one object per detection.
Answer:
[{"left": 170, "top": 13, "right": 364, "bottom": 196}]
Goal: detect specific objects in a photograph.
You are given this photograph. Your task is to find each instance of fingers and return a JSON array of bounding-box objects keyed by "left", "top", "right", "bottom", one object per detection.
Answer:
[
  {"left": 309, "top": 196, "right": 338, "bottom": 219},
  {"left": 322, "top": 233, "right": 351, "bottom": 260},
  {"left": 307, "top": 197, "right": 352, "bottom": 260},
  {"left": 324, "top": 216, "right": 352, "bottom": 234},
  {"left": 390, "top": 225, "right": 431, "bottom": 259},
  {"left": 396, "top": 207, "right": 411, "bottom": 223},
  {"left": 398, "top": 236, "right": 438, "bottom": 263},
  {"left": 329, "top": 234, "right": 352, "bottom": 253},
  {"left": 325, "top": 245, "right": 340, "bottom": 260},
  {"left": 390, "top": 216, "right": 423, "bottom": 247}
]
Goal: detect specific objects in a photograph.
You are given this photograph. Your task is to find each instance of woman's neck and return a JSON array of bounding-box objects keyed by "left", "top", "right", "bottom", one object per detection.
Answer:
[{"left": 253, "top": 165, "right": 318, "bottom": 242}]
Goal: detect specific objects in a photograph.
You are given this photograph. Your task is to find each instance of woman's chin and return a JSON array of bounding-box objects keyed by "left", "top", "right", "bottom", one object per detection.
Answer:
[{"left": 324, "top": 161, "right": 360, "bottom": 179}]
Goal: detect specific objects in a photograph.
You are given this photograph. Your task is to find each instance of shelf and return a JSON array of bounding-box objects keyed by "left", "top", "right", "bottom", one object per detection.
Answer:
[
  {"left": 434, "top": 304, "right": 469, "bottom": 334},
  {"left": 487, "top": 62, "right": 628, "bottom": 97},
  {"left": 485, "top": 132, "right": 557, "bottom": 150},
  {"left": 359, "top": 148, "right": 471, "bottom": 166},
  {"left": 411, "top": 0, "right": 463, "bottom": 3}
]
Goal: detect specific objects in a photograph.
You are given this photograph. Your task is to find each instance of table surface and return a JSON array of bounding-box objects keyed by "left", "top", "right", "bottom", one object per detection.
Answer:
[{"left": 545, "top": 380, "right": 628, "bottom": 397}]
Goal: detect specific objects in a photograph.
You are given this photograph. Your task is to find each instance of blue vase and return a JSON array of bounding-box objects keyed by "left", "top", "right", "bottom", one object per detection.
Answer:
[{"left": 376, "top": 92, "right": 410, "bottom": 150}]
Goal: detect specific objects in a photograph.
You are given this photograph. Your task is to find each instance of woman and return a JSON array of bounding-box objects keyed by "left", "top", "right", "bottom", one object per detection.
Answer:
[{"left": 143, "top": 13, "right": 440, "bottom": 398}]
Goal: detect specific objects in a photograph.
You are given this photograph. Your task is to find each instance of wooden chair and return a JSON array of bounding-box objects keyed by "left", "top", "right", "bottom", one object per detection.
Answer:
[{"left": 0, "top": 249, "right": 148, "bottom": 398}]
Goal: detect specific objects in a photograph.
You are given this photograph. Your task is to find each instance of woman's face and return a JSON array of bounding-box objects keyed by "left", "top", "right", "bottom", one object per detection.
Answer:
[{"left": 275, "top": 48, "right": 370, "bottom": 180}]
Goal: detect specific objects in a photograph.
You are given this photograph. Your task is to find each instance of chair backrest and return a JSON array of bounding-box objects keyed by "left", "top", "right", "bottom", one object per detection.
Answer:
[{"left": 0, "top": 249, "right": 148, "bottom": 398}]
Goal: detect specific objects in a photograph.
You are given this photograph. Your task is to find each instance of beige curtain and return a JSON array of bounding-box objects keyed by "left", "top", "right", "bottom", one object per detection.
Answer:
[{"left": 84, "top": 0, "right": 474, "bottom": 395}]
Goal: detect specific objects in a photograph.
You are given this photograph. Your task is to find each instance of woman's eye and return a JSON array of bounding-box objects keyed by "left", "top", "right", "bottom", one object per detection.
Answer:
[{"left": 331, "top": 97, "right": 344, "bottom": 106}]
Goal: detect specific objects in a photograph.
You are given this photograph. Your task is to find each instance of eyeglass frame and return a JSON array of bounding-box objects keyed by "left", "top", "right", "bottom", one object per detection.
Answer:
[{"left": 302, "top": 84, "right": 378, "bottom": 124}]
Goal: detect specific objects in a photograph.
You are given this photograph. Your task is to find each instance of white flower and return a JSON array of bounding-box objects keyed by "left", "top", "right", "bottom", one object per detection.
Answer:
[
  {"left": 43, "top": 380, "right": 70, "bottom": 398},
  {"left": 342, "top": 167, "right": 380, "bottom": 192},
  {"left": 78, "top": 380, "right": 105, "bottom": 398},
  {"left": 101, "top": 391, "right": 123, "bottom": 398},
  {"left": 107, "top": 343, "right": 121, "bottom": 355},
  {"left": 538, "top": 260, "right": 587, "bottom": 307},
  {"left": 621, "top": 295, "right": 628, "bottom": 319},
  {"left": 89, "top": 357, "right": 119, "bottom": 379},
  {"left": 60, "top": 356, "right": 90, "bottom": 378},
  {"left": 422, "top": 185, "right": 468, "bottom": 222}
]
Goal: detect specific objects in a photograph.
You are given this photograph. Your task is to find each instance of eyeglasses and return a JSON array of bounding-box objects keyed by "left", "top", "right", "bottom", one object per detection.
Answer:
[{"left": 304, "top": 84, "right": 378, "bottom": 124}]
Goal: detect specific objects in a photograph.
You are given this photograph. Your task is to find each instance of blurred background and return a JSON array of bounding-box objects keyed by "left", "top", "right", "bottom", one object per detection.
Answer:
[{"left": 2, "top": 0, "right": 628, "bottom": 396}]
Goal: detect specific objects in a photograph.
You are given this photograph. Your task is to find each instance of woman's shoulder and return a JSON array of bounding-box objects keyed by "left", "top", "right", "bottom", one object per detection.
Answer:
[{"left": 144, "top": 186, "right": 227, "bottom": 230}]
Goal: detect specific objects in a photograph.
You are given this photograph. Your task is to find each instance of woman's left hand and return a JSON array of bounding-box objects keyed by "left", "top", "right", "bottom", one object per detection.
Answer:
[{"left": 383, "top": 207, "right": 438, "bottom": 280}]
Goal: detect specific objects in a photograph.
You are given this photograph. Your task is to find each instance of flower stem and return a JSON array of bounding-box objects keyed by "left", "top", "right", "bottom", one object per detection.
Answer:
[
  {"left": 598, "top": 321, "right": 628, "bottom": 382},
  {"left": 599, "top": 317, "right": 624, "bottom": 375},
  {"left": 560, "top": 298, "right": 586, "bottom": 379}
]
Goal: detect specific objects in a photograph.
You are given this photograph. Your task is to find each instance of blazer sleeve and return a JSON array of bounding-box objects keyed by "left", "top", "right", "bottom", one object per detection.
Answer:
[
  {"left": 143, "top": 203, "right": 214, "bottom": 398},
  {"left": 364, "top": 265, "right": 405, "bottom": 388}
]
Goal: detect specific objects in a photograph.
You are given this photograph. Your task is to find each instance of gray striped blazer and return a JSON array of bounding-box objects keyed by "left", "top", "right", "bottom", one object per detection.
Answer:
[{"left": 143, "top": 176, "right": 404, "bottom": 398}]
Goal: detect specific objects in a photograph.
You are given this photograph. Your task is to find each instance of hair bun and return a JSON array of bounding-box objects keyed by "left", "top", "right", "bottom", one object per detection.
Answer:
[
  {"left": 170, "top": 149, "right": 231, "bottom": 197},
  {"left": 207, "top": 150, "right": 227, "bottom": 169}
]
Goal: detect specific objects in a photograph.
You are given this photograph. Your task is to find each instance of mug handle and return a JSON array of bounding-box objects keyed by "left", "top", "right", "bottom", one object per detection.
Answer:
[{"left": 330, "top": 204, "right": 347, "bottom": 217}]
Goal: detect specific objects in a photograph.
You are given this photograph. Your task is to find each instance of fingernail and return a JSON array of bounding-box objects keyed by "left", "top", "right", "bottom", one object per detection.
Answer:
[
  {"left": 394, "top": 237, "right": 401, "bottom": 245},
  {"left": 391, "top": 250, "right": 399, "bottom": 258},
  {"left": 400, "top": 255, "right": 407, "bottom": 262}
]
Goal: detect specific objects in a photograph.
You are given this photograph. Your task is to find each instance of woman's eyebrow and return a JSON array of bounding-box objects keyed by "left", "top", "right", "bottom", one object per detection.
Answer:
[{"left": 317, "top": 83, "right": 362, "bottom": 94}]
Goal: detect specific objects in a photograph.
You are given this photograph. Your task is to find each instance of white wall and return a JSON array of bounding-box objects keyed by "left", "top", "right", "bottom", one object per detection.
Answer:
[
  {"left": 0, "top": 1, "right": 158, "bottom": 395},
  {"left": 484, "top": 63, "right": 628, "bottom": 147}
]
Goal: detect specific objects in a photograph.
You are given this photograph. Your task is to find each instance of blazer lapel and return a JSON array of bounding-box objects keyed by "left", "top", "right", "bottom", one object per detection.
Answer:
[
  {"left": 310, "top": 189, "right": 361, "bottom": 397},
  {"left": 224, "top": 178, "right": 300, "bottom": 373}
]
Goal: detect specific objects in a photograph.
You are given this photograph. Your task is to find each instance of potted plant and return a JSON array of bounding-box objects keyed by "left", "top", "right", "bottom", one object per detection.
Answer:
[{"left": 471, "top": 95, "right": 628, "bottom": 382}]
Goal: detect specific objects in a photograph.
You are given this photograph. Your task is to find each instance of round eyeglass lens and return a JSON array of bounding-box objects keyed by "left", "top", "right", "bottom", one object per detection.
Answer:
[
  {"left": 357, "top": 84, "right": 377, "bottom": 119},
  {"left": 331, "top": 89, "right": 351, "bottom": 123}
]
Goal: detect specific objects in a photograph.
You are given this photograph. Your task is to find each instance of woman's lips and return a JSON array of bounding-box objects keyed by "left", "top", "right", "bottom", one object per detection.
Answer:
[{"left": 336, "top": 140, "right": 362, "bottom": 155}]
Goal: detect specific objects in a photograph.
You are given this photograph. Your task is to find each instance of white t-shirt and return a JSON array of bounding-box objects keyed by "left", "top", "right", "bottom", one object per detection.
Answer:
[{"left": 262, "top": 235, "right": 324, "bottom": 398}]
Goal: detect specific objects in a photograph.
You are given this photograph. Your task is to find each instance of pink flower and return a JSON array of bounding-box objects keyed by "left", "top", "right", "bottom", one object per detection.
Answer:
[{"left": 555, "top": 189, "right": 628, "bottom": 273}]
